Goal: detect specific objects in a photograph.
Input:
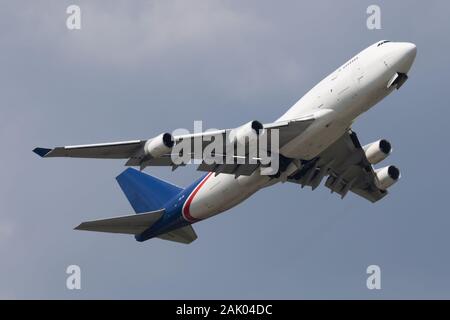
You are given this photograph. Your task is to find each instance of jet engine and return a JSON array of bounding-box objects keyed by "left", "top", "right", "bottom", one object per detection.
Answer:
[
  {"left": 144, "top": 133, "right": 174, "bottom": 158},
  {"left": 375, "top": 165, "right": 400, "bottom": 190},
  {"left": 363, "top": 139, "right": 392, "bottom": 164},
  {"left": 229, "top": 120, "right": 264, "bottom": 148}
]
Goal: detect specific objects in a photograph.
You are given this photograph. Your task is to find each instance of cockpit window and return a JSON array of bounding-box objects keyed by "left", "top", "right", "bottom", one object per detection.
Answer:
[{"left": 377, "top": 40, "right": 391, "bottom": 47}]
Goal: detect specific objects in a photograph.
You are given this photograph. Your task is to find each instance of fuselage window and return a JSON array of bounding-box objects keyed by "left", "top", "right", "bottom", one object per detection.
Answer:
[{"left": 343, "top": 56, "right": 358, "bottom": 69}]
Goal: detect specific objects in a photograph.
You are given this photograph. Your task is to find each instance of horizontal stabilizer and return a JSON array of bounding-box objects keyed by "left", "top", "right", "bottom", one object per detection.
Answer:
[
  {"left": 75, "top": 209, "right": 164, "bottom": 235},
  {"left": 157, "top": 225, "right": 197, "bottom": 244}
]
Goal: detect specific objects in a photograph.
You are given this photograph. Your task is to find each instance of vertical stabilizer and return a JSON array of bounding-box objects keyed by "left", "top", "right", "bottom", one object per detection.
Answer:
[{"left": 116, "top": 168, "right": 182, "bottom": 213}]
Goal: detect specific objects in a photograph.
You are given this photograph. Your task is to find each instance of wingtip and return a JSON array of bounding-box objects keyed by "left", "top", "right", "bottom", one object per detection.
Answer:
[
  {"left": 74, "top": 223, "right": 85, "bottom": 231},
  {"left": 33, "top": 147, "right": 52, "bottom": 158}
]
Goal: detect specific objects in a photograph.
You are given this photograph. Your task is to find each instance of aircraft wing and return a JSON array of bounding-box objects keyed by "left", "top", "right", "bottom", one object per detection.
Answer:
[
  {"left": 33, "top": 140, "right": 145, "bottom": 159},
  {"left": 34, "top": 116, "right": 315, "bottom": 175},
  {"left": 287, "top": 130, "right": 388, "bottom": 203}
]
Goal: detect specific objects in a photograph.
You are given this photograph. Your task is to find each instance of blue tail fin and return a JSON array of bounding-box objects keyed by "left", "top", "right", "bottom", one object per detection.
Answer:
[{"left": 116, "top": 168, "right": 183, "bottom": 213}]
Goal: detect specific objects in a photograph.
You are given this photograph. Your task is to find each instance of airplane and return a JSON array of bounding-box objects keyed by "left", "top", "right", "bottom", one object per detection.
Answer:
[{"left": 34, "top": 40, "right": 417, "bottom": 244}]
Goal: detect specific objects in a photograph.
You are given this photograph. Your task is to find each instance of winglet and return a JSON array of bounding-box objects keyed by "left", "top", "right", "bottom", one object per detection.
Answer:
[{"left": 33, "top": 147, "right": 52, "bottom": 158}]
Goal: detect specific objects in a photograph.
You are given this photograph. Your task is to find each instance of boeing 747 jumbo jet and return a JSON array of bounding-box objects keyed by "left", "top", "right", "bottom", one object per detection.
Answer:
[{"left": 34, "top": 40, "right": 416, "bottom": 244}]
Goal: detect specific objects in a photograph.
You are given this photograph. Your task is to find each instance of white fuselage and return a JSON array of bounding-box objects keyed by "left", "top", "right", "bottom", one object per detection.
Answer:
[{"left": 184, "top": 41, "right": 417, "bottom": 221}]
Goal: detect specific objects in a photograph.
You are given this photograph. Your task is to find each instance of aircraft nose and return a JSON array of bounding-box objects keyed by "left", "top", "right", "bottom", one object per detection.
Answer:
[
  {"left": 402, "top": 42, "right": 417, "bottom": 62},
  {"left": 391, "top": 42, "right": 417, "bottom": 73}
]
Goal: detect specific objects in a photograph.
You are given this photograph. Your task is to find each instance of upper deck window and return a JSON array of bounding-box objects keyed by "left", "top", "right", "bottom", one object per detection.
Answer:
[{"left": 377, "top": 40, "right": 391, "bottom": 47}]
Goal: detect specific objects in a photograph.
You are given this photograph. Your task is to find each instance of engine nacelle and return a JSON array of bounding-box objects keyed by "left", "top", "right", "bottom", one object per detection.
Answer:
[
  {"left": 375, "top": 165, "right": 401, "bottom": 190},
  {"left": 363, "top": 139, "right": 392, "bottom": 164},
  {"left": 144, "top": 133, "right": 174, "bottom": 158},
  {"left": 229, "top": 120, "right": 264, "bottom": 147}
]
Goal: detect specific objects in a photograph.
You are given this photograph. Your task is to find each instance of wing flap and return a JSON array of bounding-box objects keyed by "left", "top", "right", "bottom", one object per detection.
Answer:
[{"left": 324, "top": 168, "right": 387, "bottom": 203}]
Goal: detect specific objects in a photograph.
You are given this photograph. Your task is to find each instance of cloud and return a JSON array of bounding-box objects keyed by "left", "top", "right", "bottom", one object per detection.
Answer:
[
  {"left": 5, "top": 0, "right": 305, "bottom": 101},
  {"left": 56, "top": 1, "right": 267, "bottom": 67},
  {"left": 0, "top": 220, "right": 15, "bottom": 244}
]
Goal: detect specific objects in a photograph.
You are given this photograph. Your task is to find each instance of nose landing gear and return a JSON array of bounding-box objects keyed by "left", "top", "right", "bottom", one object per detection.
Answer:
[{"left": 387, "top": 72, "right": 408, "bottom": 90}]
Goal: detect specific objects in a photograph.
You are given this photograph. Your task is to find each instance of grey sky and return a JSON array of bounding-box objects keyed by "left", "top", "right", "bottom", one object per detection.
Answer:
[{"left": 1, "top": 0, "right": 449, "bottom": 299}]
